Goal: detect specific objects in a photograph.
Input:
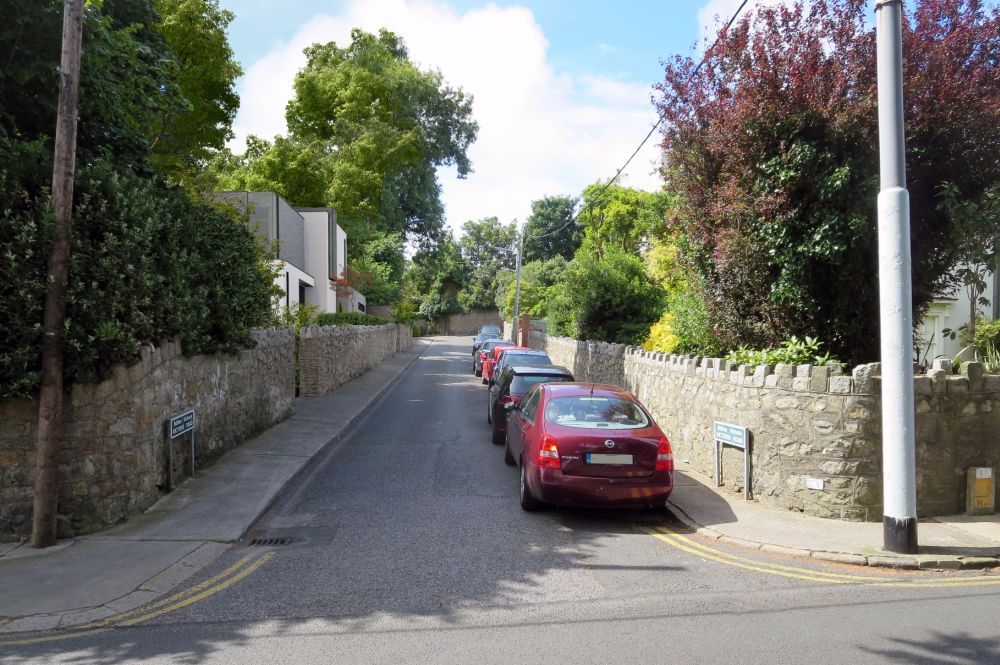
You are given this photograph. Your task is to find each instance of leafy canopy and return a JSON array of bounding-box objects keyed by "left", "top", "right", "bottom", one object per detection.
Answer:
[
  {"left": 655, "top": 0, "right": 1000, "bottom": 364},
  {"left": 522, "top": 195, "right": 580, "bottom": 263}
]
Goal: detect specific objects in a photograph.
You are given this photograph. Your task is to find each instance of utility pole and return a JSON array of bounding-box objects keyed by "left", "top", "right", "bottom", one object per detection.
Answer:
[
  {"left": 875, "top": 0, "right": 917, "bottom": 554},
  {"left": 510, "top": 230, "right": 524, "bottom": 344},
  {"left": 32, "top": 0, "right": 85, "bottom": 548}
]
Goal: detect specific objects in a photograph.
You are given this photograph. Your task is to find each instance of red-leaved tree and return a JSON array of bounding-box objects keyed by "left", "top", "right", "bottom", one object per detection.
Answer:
[{"left": 655, "top": 0, "right": 999, "bottom": 363}]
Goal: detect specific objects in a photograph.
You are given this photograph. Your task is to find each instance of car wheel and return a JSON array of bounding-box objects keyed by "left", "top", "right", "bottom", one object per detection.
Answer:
[
  {"left": 475, "top": 368, "right": 482, "bottom": 377},
  {"left": 492, "top": 423, "right": 505, "bottom": 446},
  {"left": 519, "top": 462, "right": 543, "bottom": 511},
  {"left": 503, "top": 435, "right": 515, "bottom": 465}
]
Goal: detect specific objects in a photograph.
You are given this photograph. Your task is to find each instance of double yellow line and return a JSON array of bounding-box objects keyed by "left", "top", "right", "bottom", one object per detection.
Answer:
[
  {"left": 650, "top": 526, "right": 1000, "bottom": 588},
  {"left": 0, "top": 551, "right": 273, "bottom": 646}
]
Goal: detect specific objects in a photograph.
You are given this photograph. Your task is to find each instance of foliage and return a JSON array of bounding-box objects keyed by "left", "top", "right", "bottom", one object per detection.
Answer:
[
  {"left": 213, "top": 28, "right": 477, "bottom": 260},
  {"left": 418, "top": 292, "right": 460, "bottom": 321},
  {"left": 726, "top": 336, "right": 839, "bottom": 367},
  {"left": 314, "top": 311, "right": 390, "bottom": 327},
  {"left": 522, "top": 195, "right": 581, "bottom": 262},
  {"left": 655, "top": 0, "right": 1000, "bottom": 364},
  {"left": 457, "top": 216, "right": 517, "bottom": 311},
  {"left": 404, "top": 232, "right": 468, "bottom": 315},
  {"left": 151, "top": 0, "right": 242, "bottom": 182},
  {"left": 546, "top": 243, "right": 665, "bottom": 345},
  {"left": 975, "top": 319, "right": 1000, "bottom": 355},
  {"left": 273, "top": 302, "right": 320, "bottom": 331},
  {"left": 0, "top": 157, "right": 276, "bottom": 398},
  {"left": 580, "top": 183, "right": 672, "bottom": 256},
  {"left": 498, "top": 257, "right": 568, "bottom": 319},
  {"left": 983, "top": 345, "right": 1000, "bottom": 374},
  {"left": 1, "top": 0, "right": 185, "bottom": 174},
  {"left": 643, "top": 311, "right": 680, "bottom": 353},
  {"left": 390, "top": 300, "right": 418, "bottom": 324},
  {"left": 937, "top": 183, "right": 1000, "bottom": 343}
]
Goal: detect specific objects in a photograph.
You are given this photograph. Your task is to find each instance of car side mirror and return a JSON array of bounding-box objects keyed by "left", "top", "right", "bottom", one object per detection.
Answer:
[{"left": 504, "top": 402, "right": 517, "bottom": 412}]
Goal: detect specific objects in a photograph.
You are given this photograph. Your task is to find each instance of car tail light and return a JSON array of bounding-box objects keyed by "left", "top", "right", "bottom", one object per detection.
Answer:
[
  {"left": 499, "top": 395, "right": 515, "bottom": 405},
  {"left": 655, "top": 436, "right": 674, "bottom": 472},
  {"left": 537, "top": 434, "right": 561, "bottom": 469}
]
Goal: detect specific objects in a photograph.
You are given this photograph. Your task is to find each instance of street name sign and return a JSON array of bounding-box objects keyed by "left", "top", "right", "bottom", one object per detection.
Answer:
[{"left": 714, "top": 421, "right": 752, "bottom": 500}]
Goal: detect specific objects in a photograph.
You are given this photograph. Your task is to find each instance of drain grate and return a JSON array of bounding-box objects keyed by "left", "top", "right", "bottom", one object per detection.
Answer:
[{"left": 249, "top": 536, "right": 294, "bottom": 546}]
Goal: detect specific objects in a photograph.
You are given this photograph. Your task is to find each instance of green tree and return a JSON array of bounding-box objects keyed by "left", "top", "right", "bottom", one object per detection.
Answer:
[
  {"left": 457, "top": 217, "right": 516, "bottom": 310},
  {"left": 580, "top": 183, "right": 671, "bottom": 256},
  {"left": 656, "top": 0, "right": 1000, "bottom": 363},
  {"left": 547, "top": 243, "right": 665, "bottom": 345},
  {"left": 498, "top": 257, "right": 568, "bottom": 319},
  {"left": 151, "top": 0, "right": 242, "bottom": 181},
  {"left": 522, "top": 195, "right": 580, "bottom": 262}
]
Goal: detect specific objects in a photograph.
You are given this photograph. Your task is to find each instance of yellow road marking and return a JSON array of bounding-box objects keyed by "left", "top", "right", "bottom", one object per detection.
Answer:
[
  {"left": 0, "top": 552, "right": 273, "bottom": 647},
  {"left": 651, "top": 526, "right": 1000, "bottom": 588}
]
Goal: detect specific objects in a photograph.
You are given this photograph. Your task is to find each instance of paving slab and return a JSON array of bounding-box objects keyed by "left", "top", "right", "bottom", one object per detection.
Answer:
[{"left": 0, "top": 539, "right": 201, "bottom": 616}]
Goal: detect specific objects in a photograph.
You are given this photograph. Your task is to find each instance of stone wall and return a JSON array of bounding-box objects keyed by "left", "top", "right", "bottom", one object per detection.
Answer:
[
  {"left": 529, "top": 331, "right": 1000, "bottom": 520},
  {"left": 299, "top": 323, "right": 412, "bottom": 396},
  {"left": 440, "top": 310, "right": 502, "bottom": 336},
  {"left": 0, "top": 329, "right": 296, "bottom": 539}
]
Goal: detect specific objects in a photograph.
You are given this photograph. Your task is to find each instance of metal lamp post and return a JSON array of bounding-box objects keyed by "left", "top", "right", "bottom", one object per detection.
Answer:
[
  {"left": 875, "top": 0, "right": 918, "bottom": 554},
  {"left": 510, "top": 231, "right": 524, "bottom": 343}
]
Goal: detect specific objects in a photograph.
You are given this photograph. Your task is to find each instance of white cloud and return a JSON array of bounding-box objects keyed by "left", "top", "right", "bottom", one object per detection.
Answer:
[
  {"left": 696, "top": 0, "right": 797, "bottom": 47},
  {"left": 597, "top": 43, "right": 616, "bottom": 54},
  {"left": 230, "top": 0, "right": 662, "bottom": 236}
]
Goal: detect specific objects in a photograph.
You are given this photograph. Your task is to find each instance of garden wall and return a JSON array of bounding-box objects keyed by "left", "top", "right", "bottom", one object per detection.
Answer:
[
  {"left": 0, "top": 329, "right": 296, "bottom": 539},
  {"left": 298, "top": 323, "right": 413, "bottom": 396},
  {"left": 529, "top": 331, "right": 1000, "bottom": 521},
  {"left": 0, "top": 323, "right": 415, "bottom": 540},
  {"left": 440, "top": 310, "right": 502, "bottom": 336}
]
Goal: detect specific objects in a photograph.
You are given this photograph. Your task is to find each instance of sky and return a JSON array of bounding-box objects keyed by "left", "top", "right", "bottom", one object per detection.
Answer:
[{"left": 217, "top": 0, "right": 770, "bottom": 235}]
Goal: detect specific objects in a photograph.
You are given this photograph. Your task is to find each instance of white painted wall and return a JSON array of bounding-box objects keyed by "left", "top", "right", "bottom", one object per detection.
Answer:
[
  {"left": 916, "top": 266, "right": 996, "bottom": 362},
  {"left": 301, "top": 211, "right": 338, "bottom": 313},
  {"left": 274, "top": 260, "right": 315, "bottom": 312}
]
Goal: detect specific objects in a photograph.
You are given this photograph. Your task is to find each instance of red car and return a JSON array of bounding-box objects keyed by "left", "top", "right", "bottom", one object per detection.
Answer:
[
  {"left": 482, "top": 344, "right": 524, "bottom": 384},
  {"left": 503, "top": 383, "right": 674, "bottom": 511}
]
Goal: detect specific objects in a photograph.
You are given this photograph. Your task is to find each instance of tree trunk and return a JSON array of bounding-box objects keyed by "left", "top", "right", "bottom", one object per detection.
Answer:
[{"left": 31, "top": 0, "right": 85, "bottom": 549}]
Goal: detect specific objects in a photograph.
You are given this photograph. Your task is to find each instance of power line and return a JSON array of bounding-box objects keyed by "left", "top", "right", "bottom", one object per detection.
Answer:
[{"left": 526, "top": 0, "right": 752, "bottom": 244}]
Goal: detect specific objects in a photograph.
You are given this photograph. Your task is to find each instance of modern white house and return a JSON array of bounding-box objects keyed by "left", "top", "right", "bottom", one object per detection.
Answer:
[
  {"left": 297, "top": 207, "right": 366, "bottom": 313},
  {"left": 214, "top": 192, "right": 366, "bottom": 314},
  {"left": 916, "top": 266, "right": 998, "bottom": 362}
]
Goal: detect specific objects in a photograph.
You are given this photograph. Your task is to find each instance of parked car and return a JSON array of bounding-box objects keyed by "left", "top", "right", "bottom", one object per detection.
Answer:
[
  {"left": 488, "top": 365, "right": 574, "bottom": 445},
  {"left": 472, "top": 331, "right": 501, "bottom": 355},
  {"left": 477, "top": 325, "right": 502, "bottom": 336},
  {"left": 483, "top": 345, "right": 530, "bottom": 384},
  {"left": 488, "top": 349, "right": 552, "bottom": 386},
  {"left": 475, "top": 340, "right": 515, "bottom": 377},
  {"left": 503, "top": 382, "right": 674, "bottom": 511}
]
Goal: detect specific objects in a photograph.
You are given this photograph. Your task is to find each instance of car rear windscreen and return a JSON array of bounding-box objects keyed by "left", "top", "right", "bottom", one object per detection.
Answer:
[
  {"left": 543, "top": 396, "right": 650, "bottom": 429},
  {"left": 503, "top": 354, "right": 551, "bottom": 367},
  {"left": 511, "top": 374, "right": 570, "bottom": 394}
]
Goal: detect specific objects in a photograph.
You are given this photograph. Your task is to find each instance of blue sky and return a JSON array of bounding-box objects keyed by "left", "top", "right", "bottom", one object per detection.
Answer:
[{"left": 216, "top": 0, "right": 755, "bottom": 232}]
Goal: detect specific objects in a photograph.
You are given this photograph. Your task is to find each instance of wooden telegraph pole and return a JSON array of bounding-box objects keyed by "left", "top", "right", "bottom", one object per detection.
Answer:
[{"left": 31, "top": 0, "right": 85, "bottom": 548}]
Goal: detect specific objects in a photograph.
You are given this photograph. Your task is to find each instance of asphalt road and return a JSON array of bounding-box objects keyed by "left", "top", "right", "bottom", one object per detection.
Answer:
[{"left": 6, "top": 338, "right": 1000, "bottom": 664}]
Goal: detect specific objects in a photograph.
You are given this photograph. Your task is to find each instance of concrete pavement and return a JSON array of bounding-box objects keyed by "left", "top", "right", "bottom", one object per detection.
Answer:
[
  {"left": 0, "top": 338, "right": 432, "bottom": 634},
  {"left": 668, "top": 466, "right": 1000, "bottom": 569}
]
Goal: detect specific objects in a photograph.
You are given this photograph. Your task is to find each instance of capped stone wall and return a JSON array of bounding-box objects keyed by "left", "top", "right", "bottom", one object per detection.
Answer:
[{"left": 529, "top": 331, "right": 1000, "bottom": 521}]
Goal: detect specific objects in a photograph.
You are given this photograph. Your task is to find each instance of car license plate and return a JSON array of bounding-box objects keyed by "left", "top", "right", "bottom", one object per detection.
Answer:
[{"left": 586, "top": 453, "right": 632, "bottom": 465}]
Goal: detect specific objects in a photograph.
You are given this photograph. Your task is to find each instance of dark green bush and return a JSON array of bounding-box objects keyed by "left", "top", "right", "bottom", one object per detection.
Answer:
[
  {"left": 547, "top": 244, "right": 666, "bottom": 346},
  {"left": 314, "top": 312, "right": 390, "bottom": 327},
  {"left": 0, "top": 157, "right": 276, "bottom": 399}
]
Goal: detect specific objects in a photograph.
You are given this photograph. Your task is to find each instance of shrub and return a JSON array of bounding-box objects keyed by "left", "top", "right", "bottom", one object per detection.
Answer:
[
  {"left": 274, "top": 303, "right": 320, "bottom": 331},
  {"left": 726, "top": 336, "right": 840, "bottom": 367},
  {"left": 0, "top": 159, "right": 276, "bottom": 399},
  {"left": 390, "top": 300, "right": 418, "bottom": 324},
  {"left": 314, "top": 312, "right": 389, "bottom": 327},
  {"left": 547, "top": 243, "right": 665, "bottom": 346},
  {"left": 975, "top": 318, "right": 1000, "bottom": 355},
  {"left": 643, "top": 311, "right": 680, "bottom": 353}
]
